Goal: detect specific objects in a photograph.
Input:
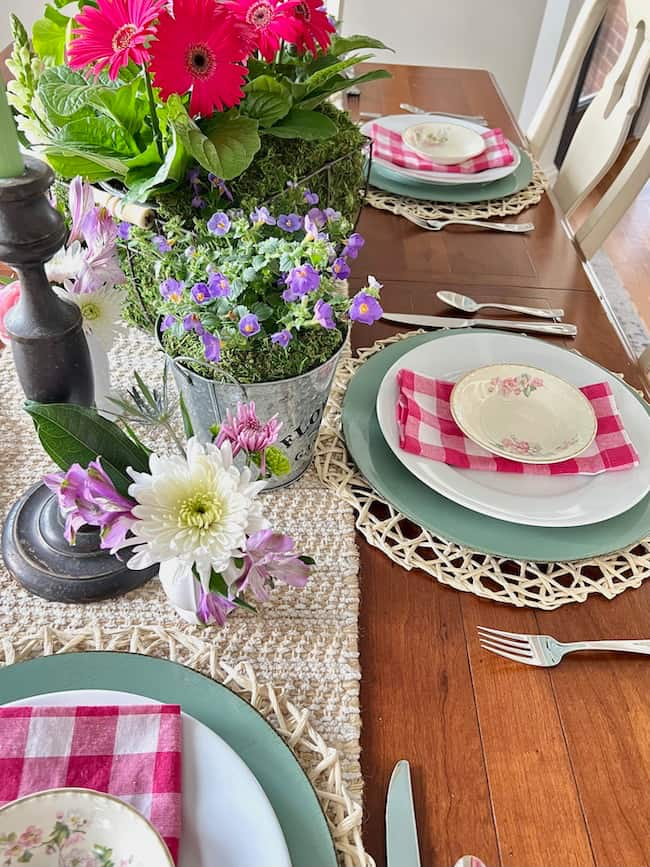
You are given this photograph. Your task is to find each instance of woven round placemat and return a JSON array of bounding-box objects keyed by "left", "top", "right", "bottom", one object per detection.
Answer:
[
  {"left": 365, "top": 154, "right": 547, "bottom": 220},
  {"left": 0, "top": 625, "right": 372, "bottom": 867},
  {"left": 314, "top": 332, "right": 650, "bottom": 611}
]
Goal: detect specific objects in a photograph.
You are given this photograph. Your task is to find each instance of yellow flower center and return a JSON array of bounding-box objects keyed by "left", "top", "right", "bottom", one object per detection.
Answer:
[
  {"left": 79, "top": 301, "right": 100, "bottom": 322},
  {"left": 112, "top": 23, "right": 138, "bottom": 52},
  {"left": 359, "top": 303, "right": 369, "bottom": 314},
  {"left": 178, "top": 491, "right": 224, "bottom": 530},
  {"left": 197, "top": 292, "right": 205, "bottom": 301},
  {"left": 170, "top": 292, "right": 181, "bottom": 302},
  {"left": 244, "top": 324, "right": 254, "bottom": 332}
]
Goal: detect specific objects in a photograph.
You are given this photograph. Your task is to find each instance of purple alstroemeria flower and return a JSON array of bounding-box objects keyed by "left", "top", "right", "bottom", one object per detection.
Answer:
[
  {"left": 191, "top": 282, "right": 211, "bottom": 304},
  {"left": 239, "top": 313, "right": 260, "bottom": 337},
  {"left": 331, "top": 257, "right": 351, "bottom": 280},
  {"left": 277, "top": 213, "right": 302, "bottom": 233},
  {"left": 314, "top": 298, "right": 336, "bottom": 330},
  {"left": 208, "top": 272, "right": 231, "bottom": 297},
  {"left": 117, "top": 221, "right": 131, "bottom": 241},
  {"left": 306, "top": 207, "right": 326, "bottom": 228},
  {"left": 234, "top": 530, "right": 311, "bottom": 602},
  {"left": 216, "top": 401, "right": 281, "bottom": 459},
  {"left": 192, "top": 195, "right": 206, "bottom": 209},
  {"left": 80, "top": 206, "right": 119, "bottom": 252},
  {"left": 342, "top": 232, "right": 365, "bottom": 259},
  {"left": 183, "top": 312, "right": 205, "bottom": 335},
  {"left": 304, "top": 190, "right": 319, "bottom": 205},
  {"left": 250, "top": 206, "right": 276, "bottom": 226},
  {"left": 207, "top": 212, "right": 231, "bottom": 236},
  {"left": 72, "top": 242, "right": 125, "bottom": 294},
  {"left": 159, "top": 278, "right": 184, "bottom": 302},
  {"left": 271, "top": 329, "right": 292, "bottom": 348},
  {"left": 349, "top": 291, "right": 383, "bottom": 325},
  {"left": 197, "top": 585, "right": 237, "bottom": 626},
  {"left": 160, "top": 314, "right": 177, "bottom": 331},
  {"left": 201, "top": 331, "right": 221, "bottom": 363},
  {"left": 153, "top": 234, "right": 172, "bottom": 253},
  {"left": 67, "top": 176, "right": 95, "bottom": 245},
  {"left": 323, "top": 207, "right": 341, "bottom": 222},
  {"left": 208, "top": 174, "right": 233, "bottom": 201},
  {"left": 283, "top": 263, "right": 320, "bottom": 300}
]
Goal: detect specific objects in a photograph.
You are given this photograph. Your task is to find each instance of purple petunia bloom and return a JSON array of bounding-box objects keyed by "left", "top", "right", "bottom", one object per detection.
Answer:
[
  {"left": 153, "top": 235, "right": 172, "bottom": 253},
  {"left": 314, "top": 299, "right": 336, "bottom": 330},
  {"left": 201, "top": 331, "right": 221, "bottom": 363},
  {"left": 197, "top": 586, "right": 237, "bottom": 626},
  {"left": 233, "top": 530, "right": 311, "bottom": 602},
  {"left": 183, "top": 313, "right": 205, "bottom": 335},
  {"left": 160, "top": 314, "right": 177, "bottom": 331},
  {"left": 117, "top": 221, "right": 131, "bottom": 241},
  {"left": 304, "top": 190, "right": 319, "bottom": 205},
  {"left": 342, "top": 232, "right": 365, "bottom": 259},
  {"left": 271, "top": 329, "right": 292, "bottom": 348},
  {"left": 277, "top": 213, "right": 302, "bottom": 233},
  {"left": 191, "top": 282, "right": 211, "bottom": 304},
  {"left": 250, "top": 206, "right": 276, "bottom": 226},
  {"left": 283, "top": 263, "right": 320, "bottom": 300},
  {"left": 239, "top": 313, "right": 261, "bottom": 337},
  {"left": 331, "top": 257, "right": 351, "bottom": 280},
  {"left": 159, "top": 278, "right": 184, "bottom": 302},
  {"left": 208, "top": 272, "right": 231, "bottom": 297},
  {"left": 207, "top": 212, "right": 231, "bottom": 236},
  {"left": 349, "top": 291, "right": 383, "bottom": 325},
  {"left": 323, "top": 207, "right": 341, "bottom": 222}
]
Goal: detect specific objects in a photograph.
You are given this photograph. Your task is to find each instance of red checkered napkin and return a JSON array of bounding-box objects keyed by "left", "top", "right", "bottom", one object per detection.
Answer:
[
  {"left": 0, "top": 705, "right": 182, "bottom": 862},
  {"left": 397, "top": 370, "right": 640, "bottom": 475},
  {"left": 368, "top": 122, "right": 515, "bottom": 173}
]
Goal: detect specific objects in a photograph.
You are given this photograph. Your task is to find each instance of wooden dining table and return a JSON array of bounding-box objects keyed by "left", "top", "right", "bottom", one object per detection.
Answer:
[{"left": 349, "top": 64, "right": 650, "bottom": 867}]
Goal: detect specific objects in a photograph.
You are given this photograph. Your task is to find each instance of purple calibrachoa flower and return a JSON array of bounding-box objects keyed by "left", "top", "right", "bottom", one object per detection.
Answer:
[
  {"left": 234, "top": 529, "right": 311, "bottom": 602},
  {"left": 183, "top": 312, "right": 205, "bottom": 335},
  {"left": 306, "top": 207, "right": 326, "bottom": 228},
  {"left": 201, "top": 331, "right": 221, "bottom": 362},
  {"left": 207, "top": 212, "right": 231, "bottom": 236},
  {"left": 304, "top": 190, "right": 319, "bottom": 205},
  {"left": 216, "top": 401, "right": 282, "bottom": 470},
  {"left": 271, "top": 329, "right": 292, "bottom": 348},
  {"left": 323, "top": 207, "right": 341, "bottom": 222},
  {"left": 208, "top": 272, "right": 231, "bottom": 297},
  {"left": 159, "top": 278, "right": 184, "bottom": 302},
  {"left": 192, "top": 195, "right": 206, "bottom": 209},
  {"left": 191, "top": 282, "right": 211, "bottom": 304},
  {"left": 303, "top": 215, "right": 327, "bottom": 242},
  {"left": 283, "top": 263, "right": 320, "bottom": 300},
  {"left": 152, "top": 234, "right": 172, "bottom": 253},
  {"left": 349, "top": 291, "right": 383, "bottom": 325},
  {"left": 197, "top": 585, "right": 236, "bottom": 626},
  {"left": 117, "top": 221, "right": 131, "bottom": 241},
  {"left": 277, "top": 213, "right": 302, "bottom": 232},
  {"left": 160, "top": 314, "right": 177, "bottom": 331},
  {"left": 331, "top": 257, "right": 350, "bottom": 280},
  {"left": 239, "top": 313, "right": 260, "bottom": 337},
  {"left": 250, "top": 206, "right": 276, "bottom": 226},
  {"left": 342, "top": 232, "right": 365, "bottom": 259},
  {"left": 314, "top": 298, "right": 336, "bottom": 330}
]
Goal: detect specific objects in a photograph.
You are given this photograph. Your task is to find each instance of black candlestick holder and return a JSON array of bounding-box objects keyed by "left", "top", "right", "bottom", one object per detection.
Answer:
[{"left": 1, "top": 156, "right": 157, "bottom": 602}]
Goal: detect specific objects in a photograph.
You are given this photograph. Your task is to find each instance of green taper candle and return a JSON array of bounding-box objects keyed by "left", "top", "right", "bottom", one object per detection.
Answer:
[{"left": 0, "top": 79, "right": 24, "bottom": 179}]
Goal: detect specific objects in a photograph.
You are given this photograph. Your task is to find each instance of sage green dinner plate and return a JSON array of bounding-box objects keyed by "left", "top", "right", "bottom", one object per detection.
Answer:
[
  {"left": 0, "top": 652, "right": 337, "bottom": 867},
  {"left": 342, "top": 330, "right": 650, "bottom": 562},
  {"left": 369, "top": 146, "right": 533, "bottom": 202}
]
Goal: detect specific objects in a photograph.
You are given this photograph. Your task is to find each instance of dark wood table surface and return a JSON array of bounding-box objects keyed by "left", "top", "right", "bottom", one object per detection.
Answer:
[{"left": 349, "top": 65, "right": 650, "bottom": 867}]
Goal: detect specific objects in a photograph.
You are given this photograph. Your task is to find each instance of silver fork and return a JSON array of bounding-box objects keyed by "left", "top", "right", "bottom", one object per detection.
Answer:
[
  {"left": 478, "top": 626, "right": 650, "bottom": 667},
  {"left": 400, "top": 211, "right": 534, "bottom": 234},
  {"left": 399, "top": 102, "right": 488, "bottom": 126}
]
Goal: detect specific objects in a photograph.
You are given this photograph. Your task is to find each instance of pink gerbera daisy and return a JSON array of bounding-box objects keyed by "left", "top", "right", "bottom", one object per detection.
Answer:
[
  {"left": 224, "top": 0, "right": 302, "bottom": 62},
  {"left": 149, "top": 0, "right": 250, "bottom": 117},
  {"left": 67, "top": 0, "right": 167, "bottom": 80},
  {"left": 292, "top": 0, "right": 335, "bottom": 55}
]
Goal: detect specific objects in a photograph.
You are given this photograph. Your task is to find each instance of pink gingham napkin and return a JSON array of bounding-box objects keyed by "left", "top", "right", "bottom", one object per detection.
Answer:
[
  {"left": 397, "top": 370, "right": 639, "bottom": 475},
  {"left": 0, "top": 705, "right": 182, "bottom": 862},
  {"left": 368, "top": 122, "right": 514, "bottom": 173}
]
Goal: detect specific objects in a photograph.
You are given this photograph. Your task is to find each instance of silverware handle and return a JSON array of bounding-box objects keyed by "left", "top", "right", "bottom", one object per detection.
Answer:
[
  {"left": 441, "top": 219, "right": 533, "bottom": 233},
  {"left": 473, "top": 319, "right": 577, "bottom": 336},
  {"left": 399, "top": 103, "right": 487, "bottom": 124},
  {"left": 483, "top": 303, "right": 564, "bottom": 319},
  {"left": 562, "top": 640, "right": 650, "bottom": 656}
]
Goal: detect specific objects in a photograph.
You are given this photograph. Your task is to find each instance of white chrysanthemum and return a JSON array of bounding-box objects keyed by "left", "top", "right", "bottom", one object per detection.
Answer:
[
  {"left": 54, "top": 284, "right": 124, "bottom": 351},
  {"left": 126, "top": 438, "right": 268, "bottom": 590},
  {"left": 46, "top": 242, "right": 85, "bottom": 284}
]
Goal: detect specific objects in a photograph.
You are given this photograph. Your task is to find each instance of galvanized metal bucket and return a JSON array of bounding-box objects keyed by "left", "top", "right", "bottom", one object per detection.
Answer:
[{"left": 157, "top": 324, "right": 346, "bottom": 490}]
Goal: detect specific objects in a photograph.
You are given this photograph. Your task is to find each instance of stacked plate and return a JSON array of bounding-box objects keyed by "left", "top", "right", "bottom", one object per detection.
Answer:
[
  {"left": 362, "top": 114, "right": 533, "bottom": 203},
  {"left": 342, "top": 330, "right": 650, "bottom": 562}
]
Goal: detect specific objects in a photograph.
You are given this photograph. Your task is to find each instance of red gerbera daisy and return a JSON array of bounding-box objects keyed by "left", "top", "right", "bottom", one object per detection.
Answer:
[
  {"left": 224, "top": 0, "right": 302, "bottom": 63},
  {"left": 292, "top": 0, "right": 335, "bottom": 55},
  {"left": 149, "top": 0, "right": 250, "bottom": 117},
  {"left": 68, "top": 0, "right": 167, "bottom": 80}
]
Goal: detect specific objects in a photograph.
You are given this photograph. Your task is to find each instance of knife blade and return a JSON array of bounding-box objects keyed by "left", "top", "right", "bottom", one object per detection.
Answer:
[
  {"left": 386, "top": 760, "right": 421, "bottom": 867},
  {"left": 381, "top": 312, "right": 577, "bottom": 337}
]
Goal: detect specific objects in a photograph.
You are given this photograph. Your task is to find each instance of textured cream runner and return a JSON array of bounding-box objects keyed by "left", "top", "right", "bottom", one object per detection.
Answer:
[{"left": 0, "top": 329, "right": 367, "bottom": 866}]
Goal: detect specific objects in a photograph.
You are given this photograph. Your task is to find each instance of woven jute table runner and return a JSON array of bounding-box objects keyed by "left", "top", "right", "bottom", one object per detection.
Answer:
[
  {"left": 314, "top": 332, "right": 650, "bottom": 611},
  {"left": 0, "top": 329, "right": 370, "bottom": 867}
]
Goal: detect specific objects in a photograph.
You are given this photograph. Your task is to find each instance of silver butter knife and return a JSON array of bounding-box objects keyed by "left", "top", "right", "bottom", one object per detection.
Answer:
[
  {"left": 386, "top": 760, "right": 421, "bottom": 867},
  {"left": 381, "top": 312, "right": 577, "bottom": 337},
  {"left": 400, "top": 102, "right": 488, "bottom": 126}
]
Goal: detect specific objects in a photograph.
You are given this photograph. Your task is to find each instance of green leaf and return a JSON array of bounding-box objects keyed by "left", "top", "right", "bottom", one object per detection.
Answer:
[
  {"left": 44, "top": 150, "right": 123, "bottom": 182},
  {"left": 57, "top": 114, "right": 138, "bottom": 157},
  {"left": 167, "top": 96, "right": 260, "bottom": 180},
  {"left": 124, "top": 126, "right": 188, "bottom": 202},
  {"left": 88, "top": 80, "right": 147, "bottom": 136},
  {"left": 32, "top": 9, "right": 68, "bottom": 63},
  {"left": 251, "top": 446, "right": 291, "bottom": 477},
  {"left": 242, "top": 76, "right": 292, "bottom": 127},
  {"left": 38, "top": 66, "right": 94, "bottom": 125},
  {"left": 298, "top": 69, "right": 392, "bottom": 111},
  {"left": 327, "top": 34, "right": 392, "bottom": 56},
  {"left": 208, "top": 569, "right": 229, "bottom": 595},
  {"left": 304, "top": 55, "right": 373, "bottom": 94},
  {"left": 24, "top": 402, "right": 151, "bottom": 497},
  {"left": 299, "top": 555, "right": 316, "bottom": 565},
  {"left": 265, "top": 108, "right": 337, "bottom": 141},
  {"left": 179, "top": 395, "right": 194, "bottom": 439}
]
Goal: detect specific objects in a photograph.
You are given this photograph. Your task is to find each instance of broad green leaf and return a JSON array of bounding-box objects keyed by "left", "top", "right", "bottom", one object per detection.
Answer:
[
  {"left": 298, "top": 68, "right": 392, "bottom": 111},
  {"left": 304, "top": 54, "right": 373, "bottom": 94},
  {"left": 38, "top": 66, "right": 94, "bottom": 125},
  {"left": 57, "top": 115, "right": 138, "bottom": 156},
  {"left": 179, "top": 395, "right": 194, "bottom": 439},
  {"left": 24, "top": 402, "right": 151, "bottom": 497},
  {"left": 242, "top": 76, "right": 291, "bottom": 127},
  {"left": 327, "top": 34, "right": 392, "bottom": 56},
  {"left": 32, "top": 9, "right": 68, "bottom": 63},
  {"left": 265, "top": 108, "right": 337, "bottom": 141},
  {"left": 88, "top": 80, "right": 147, "bottom": 137},
  {"left": 44, "top": 151, "right": 117, "bottom": 182}
]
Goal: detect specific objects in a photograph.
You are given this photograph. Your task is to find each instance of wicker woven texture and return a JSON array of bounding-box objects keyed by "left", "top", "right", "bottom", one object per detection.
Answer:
[{"left": 314, "top": 333, "right": 650, "bottom": 611}]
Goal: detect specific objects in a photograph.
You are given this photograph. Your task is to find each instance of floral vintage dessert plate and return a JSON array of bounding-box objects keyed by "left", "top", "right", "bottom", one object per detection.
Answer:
[
  {"left": 0, "top": 788, "right": 174, "bottom": 866},
  {"left": 401, "top": 121, "right": 486, "bottom": 164},
  {"left": 450, "top": 364, "right": 597, "bottom": 463}
]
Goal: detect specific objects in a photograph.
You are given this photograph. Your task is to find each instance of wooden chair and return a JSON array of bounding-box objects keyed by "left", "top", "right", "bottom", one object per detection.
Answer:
[{"left": 527, "top": 0, "right": 650, "bottom": 261}]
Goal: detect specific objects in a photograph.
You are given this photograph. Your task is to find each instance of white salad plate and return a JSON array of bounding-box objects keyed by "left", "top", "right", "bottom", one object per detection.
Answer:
[
  {"left": 375, "top": 331, "right": 650, "bottom": 527},
  {"left": 450, "top": 363, "right": 597, "bottom": 463},
  {"left": 5, "top": 689, "right": 292, "bottom": 867},
  {"left": 361, "top": 114, "right": 520, "bottom": 185},
  {"left": 0, "top": 788, "right": 174, "bottom": 867},
  {"left": 401, "top": 121, "right": 486, "bottom": 164}
]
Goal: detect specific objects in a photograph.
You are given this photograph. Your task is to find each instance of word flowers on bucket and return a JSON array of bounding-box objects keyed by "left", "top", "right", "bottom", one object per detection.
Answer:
[{"left": 30, "top": 395, "right": 312, "bottom": 626}]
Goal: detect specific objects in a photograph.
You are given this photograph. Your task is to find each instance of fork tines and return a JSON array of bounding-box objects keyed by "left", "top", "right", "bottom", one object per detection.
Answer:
[{"left": 477, "top": 625, "right": 535, "bottom": 663}]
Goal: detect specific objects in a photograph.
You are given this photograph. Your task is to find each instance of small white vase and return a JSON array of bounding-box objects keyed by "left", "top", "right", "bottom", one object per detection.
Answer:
[{"left": 86, "top": 332, "right": 114, "bottom": 417}]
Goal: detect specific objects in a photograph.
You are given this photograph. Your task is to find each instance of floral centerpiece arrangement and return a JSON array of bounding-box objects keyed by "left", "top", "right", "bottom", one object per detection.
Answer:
[{"left": 7, "top": 0, "right": 389, "bottom": 207}]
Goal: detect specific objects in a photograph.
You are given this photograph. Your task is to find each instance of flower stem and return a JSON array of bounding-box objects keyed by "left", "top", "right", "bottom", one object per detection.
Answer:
[
  {"left": 142, "top": 64, "right": 164, "bottom": 161},
  {"left": 163, "top": 420, "right": 187, "bottom": 457}
]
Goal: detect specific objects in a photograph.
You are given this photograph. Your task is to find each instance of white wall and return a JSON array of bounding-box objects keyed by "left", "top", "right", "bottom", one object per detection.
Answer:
[{"left": 1, "top": 0, "right": 45, "bottom": 51}]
